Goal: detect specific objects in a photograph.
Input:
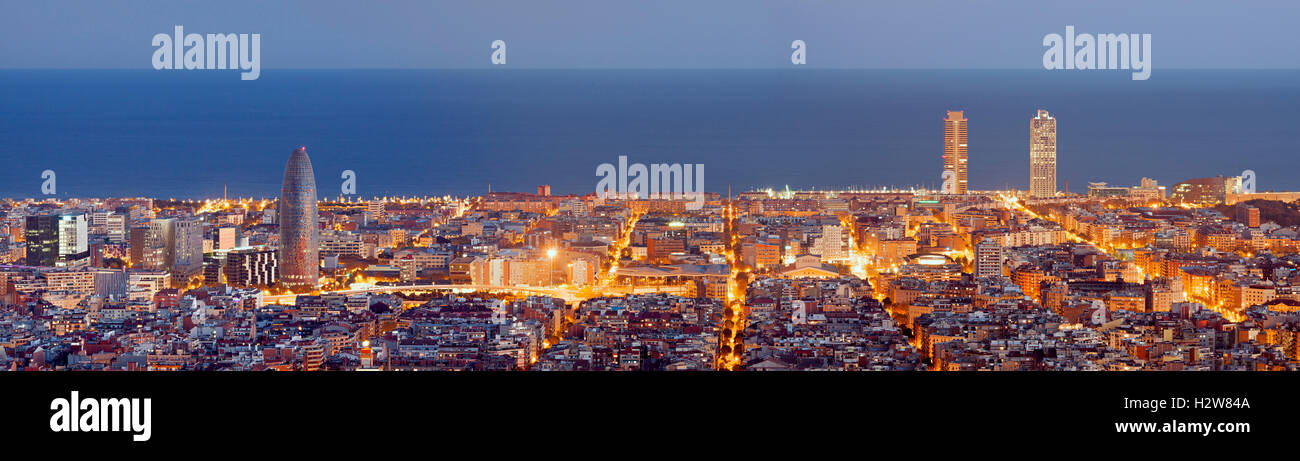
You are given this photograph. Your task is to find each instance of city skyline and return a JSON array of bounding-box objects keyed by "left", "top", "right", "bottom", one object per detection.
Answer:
[
  {"left": 5, "top": 1, "right": 1294, "bottom": 450},
  {"left": 6, "top": 164, "right": 1300, "bottom": 373},
  {"left": 0, "top": 4, "right": 1295, "bottom": 373}
]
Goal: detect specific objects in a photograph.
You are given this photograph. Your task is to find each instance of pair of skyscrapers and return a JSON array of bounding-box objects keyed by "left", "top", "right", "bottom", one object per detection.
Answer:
[{"left": 942, "top": 109, "right": 1057, "bottom": 197}]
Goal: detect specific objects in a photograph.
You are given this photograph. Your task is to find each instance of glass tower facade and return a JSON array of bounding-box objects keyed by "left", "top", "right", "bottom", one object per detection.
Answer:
[
  {"left": 24, "top": 215, "right": 58, "bottom": 267},
  {"left": 279, "top": 146, "right": 319, "bottom": 289}
]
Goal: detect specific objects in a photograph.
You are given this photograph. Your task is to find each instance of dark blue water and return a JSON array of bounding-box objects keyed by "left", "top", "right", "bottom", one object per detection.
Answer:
[{"left": 0, "top": 69, "right": 1296, "bottom": 199}]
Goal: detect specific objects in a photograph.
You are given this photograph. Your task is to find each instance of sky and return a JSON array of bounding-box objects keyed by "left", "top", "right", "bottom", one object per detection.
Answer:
[{"left": 0, "top": 0, "right": 1296, "bottom": 69}]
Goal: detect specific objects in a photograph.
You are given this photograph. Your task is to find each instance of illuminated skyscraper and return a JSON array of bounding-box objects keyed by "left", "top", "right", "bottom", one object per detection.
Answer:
[
  {"left": 1030, "top": 109, "right": 1057, "bottom": 198},
  {"left": 24, "top": 215, "right": 58, "bottom": 267},
  {"left": 171, "top": 218, "right": 204, "bottom": 277},
  {"left": 56, "top": 213, "right": 88, "bottom": 267},
  {"left": 279, "top": 146, "right": 319, "bottom": 289},
  {"left": 943, "top": 110, "right": 968, "bottom": 194},
  {"left": 140, "top": 218, "right": 173, "bottom": 271}
]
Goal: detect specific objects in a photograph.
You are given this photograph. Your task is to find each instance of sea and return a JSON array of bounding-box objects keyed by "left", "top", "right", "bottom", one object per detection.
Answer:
[{"left": 0, "top": 69, "right": 1296, "bottom": 200}]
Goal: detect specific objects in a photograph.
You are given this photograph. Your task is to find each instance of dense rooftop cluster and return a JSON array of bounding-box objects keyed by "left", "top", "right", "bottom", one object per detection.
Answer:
[{"left": 4, "top": 185, "right": 1300, "bottom": 371}]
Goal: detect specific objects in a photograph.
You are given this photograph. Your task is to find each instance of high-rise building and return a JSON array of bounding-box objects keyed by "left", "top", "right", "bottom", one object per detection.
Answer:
[
  {"left": 1029, "top": 109, "right": 1057, "bottom": 198},
  {"left": 24, "top": 215, "right": 58, "bottom": 267},
  {"left": 89, "top": 211, "right": 111, "bottom": 235},
  {"left": 974, "top": 238, "right": 1003, "bottom": 279},
  {"left": 16, "top": 213, "right": 90, "bottom": 269},
  {"left": 56, "top": 213, "right": 88, "bottom": 268},
  {"left": 140, "top": 218, "right": 174, "bottom": 271},
  {"left": 224, "top": 246, "right": 278, "bottom": 287},
  {"left": 134, "top": 217, "right": 199, "bottom": 276},
  {"left": 105, "top": 213, "right": 127, "bottom": 244},
  {"left": 128, "top": 224, "right": 148, "bottom": 267},
  {"left": 943, "top": 110, "right": 968, "bottom": 194},
  {"left": 171, "top": 218, "right": 204, "bottom": 277},
  {"left": 279, "top": 146, "right": 319, "bottom": 289}
]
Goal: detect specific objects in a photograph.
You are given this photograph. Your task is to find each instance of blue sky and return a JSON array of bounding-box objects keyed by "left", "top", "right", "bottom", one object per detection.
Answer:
[{"left": 0, "top": 0, "right": 1296, "bottom": 69}]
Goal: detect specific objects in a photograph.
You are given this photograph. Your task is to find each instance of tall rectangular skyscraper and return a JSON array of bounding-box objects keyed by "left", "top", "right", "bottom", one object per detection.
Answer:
[
  {"left": 172, "top": 218, "right": 204, "bottom": 277},
  {"left": 56, "top": 213, "right": 88, "bottom": 267},
  {"left": 24, "top": 215, "right": 58, "bottom": 267},
  {"left": 141, "top": 218, "right": 175, "bottom": 271},
  {"left": 943, "top": 110, "right": 968, "bottom": 194},
  {"left": 1030, "top": 109, "right": 1057, "bottom": 198}
]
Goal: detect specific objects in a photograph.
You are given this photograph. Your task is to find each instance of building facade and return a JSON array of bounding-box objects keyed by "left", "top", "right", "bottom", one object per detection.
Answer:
[
  {"left": 225, "top": 247, "right": 279, "bottom": 287},
  {"left": 1029, "top": 109, "right": 1057, "bottom": 198},
  {"left": 24, "top": 215, "right": 58, "bottom": 267},
  {"left": 279, "top": 146, "right": 320, "bottom": 289},
  {"left": 943, "top": 110, "right": 969, "bottom": 194},
  {"left": 974, "top": 238, "right": 1003, "bottom": 279}
]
